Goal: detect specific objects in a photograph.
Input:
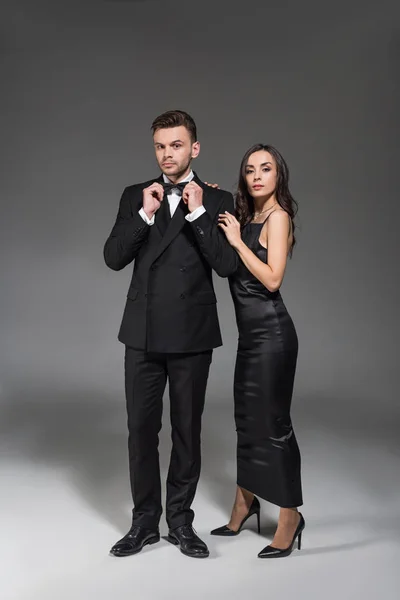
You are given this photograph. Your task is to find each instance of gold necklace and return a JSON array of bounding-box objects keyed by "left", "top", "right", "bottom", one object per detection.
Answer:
[{"left": 253, "top": 203, "right": 277, "bottom": 219}]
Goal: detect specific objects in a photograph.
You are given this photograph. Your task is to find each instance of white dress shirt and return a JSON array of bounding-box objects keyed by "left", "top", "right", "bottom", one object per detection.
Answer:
[{"left": 139, "top": 170, "right": 206, "bottom": 225}]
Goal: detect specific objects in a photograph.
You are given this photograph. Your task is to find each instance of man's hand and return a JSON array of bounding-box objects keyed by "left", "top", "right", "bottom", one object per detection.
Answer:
[
  {"left": 142, "top": 182, "right": 164, "bottom": 219},
  {"left": 182, "top": 181, "right": 203, "bottom": 213}
]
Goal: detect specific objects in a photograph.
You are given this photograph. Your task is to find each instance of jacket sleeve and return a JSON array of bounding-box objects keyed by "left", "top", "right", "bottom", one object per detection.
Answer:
[
  {"left": 103, "top": 187, "right": 150, "bottom": 271},
  {"left": 189, "top": 191, "right": 239, "bottom": 277}
]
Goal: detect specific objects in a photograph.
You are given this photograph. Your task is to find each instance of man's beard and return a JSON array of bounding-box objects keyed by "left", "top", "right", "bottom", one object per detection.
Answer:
[{"left": 161, "top": 157, "right": 192, "bottom": 180}]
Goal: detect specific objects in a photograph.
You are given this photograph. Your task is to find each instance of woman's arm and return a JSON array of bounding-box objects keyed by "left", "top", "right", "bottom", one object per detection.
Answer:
[{"left": 218, "top": 210, "right": 291, "bottom": 292}]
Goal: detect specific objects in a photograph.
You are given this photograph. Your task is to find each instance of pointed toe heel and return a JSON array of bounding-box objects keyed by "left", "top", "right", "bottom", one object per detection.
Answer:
[
  {"left": 258, "top": 512, "right": 305, "bottom": 559},
  {"left": 210, "top": 496, "right": 261, "bottom": 536}
]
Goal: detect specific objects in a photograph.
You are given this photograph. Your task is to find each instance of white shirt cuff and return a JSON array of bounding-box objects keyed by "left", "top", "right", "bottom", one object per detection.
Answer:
[
  {"left": 139, "top": 207, "right": 155, "bottom": 225},
  {"left": 185, "top": 205, "right": 206, "bottom": 222}
]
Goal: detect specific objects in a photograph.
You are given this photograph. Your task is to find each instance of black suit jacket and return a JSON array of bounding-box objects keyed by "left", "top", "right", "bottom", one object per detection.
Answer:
[{"left": 103, "top": 172, "right": 238, "bottom": 353}]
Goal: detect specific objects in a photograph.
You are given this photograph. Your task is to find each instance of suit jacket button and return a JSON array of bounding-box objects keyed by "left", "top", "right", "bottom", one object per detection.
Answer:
[{"left": 180, "top": 293, "right": 185, "bottom": 299}]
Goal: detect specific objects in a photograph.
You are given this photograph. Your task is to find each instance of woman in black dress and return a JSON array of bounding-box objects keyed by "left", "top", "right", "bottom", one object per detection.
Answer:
[{"left": 211, "top": 144, "right": 304, "bottom": 558}]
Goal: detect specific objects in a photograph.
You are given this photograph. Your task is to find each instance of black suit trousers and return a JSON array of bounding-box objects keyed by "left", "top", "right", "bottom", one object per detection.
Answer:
[{"left": 124, "top": 346, "right": 213, "bottom": 529}]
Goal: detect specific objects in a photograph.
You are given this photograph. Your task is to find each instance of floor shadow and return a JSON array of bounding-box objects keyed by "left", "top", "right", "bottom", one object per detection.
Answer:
[{"left": 293, "top": 537, "right": 382, "bottom": 557}]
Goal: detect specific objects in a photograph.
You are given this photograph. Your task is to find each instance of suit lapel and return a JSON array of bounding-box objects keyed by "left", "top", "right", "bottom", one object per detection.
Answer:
[
  {"left": 192, "top": 171, "right": 214, "bottom": 214},
  {"left": 150, "top": 171, "right": 210, "bottom": 263},
  {"left": 152, "top": 198, "right": 189, "bottom": 262},
  {"left": 155, "top": 190, "right": 171, "bottom": 236},
  {"left": 153, "top": 174, "right": 166, "bottom": 237}
]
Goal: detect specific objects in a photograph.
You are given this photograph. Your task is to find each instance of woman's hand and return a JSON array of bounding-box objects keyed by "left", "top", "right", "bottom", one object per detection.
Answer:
[
  {"left": 204, "top": 182, "right": 220, "bottom": 188},
  {"left": 218, "top": 212, "right": 242, "bottom": 249}
]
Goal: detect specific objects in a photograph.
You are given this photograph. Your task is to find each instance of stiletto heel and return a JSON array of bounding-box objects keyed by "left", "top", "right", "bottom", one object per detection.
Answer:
[
  {"left": 258, "top": 512, "right": 305, "bottom": 559},
  {"left": 210, "top": 496, "right": 261, "bottom": 536}
]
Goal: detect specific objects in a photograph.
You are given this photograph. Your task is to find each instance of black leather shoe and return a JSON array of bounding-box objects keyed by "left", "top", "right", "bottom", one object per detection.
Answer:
[
  {"left": 210, "top": 496, "right": 261, "bottom": 536},
  {"left": 110, "top": 525, "right": 160, "bottom": 557},
  {"left": 258, "top": 512, "right": 305, "bottom": 558},
  {"left": 167, "top": 525, "right": 209, "bottom": 558}
]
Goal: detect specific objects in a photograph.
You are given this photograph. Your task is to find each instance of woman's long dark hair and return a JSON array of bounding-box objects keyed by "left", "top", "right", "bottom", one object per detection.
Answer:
[{"left": 235, "top": 144, "right": 298, "bottom": 255}]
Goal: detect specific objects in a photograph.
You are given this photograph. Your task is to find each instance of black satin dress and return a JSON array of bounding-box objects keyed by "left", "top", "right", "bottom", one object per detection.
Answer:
[{"left": 228, "top": 219, "right": 303, "bottom": 508}]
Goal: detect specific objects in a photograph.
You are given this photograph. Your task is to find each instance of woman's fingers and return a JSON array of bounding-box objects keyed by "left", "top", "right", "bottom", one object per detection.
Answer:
[
  {"left": 205, "top": 182, "right": 219, "bottom": 188},
  {"left": 224, "top": 212, "right": 239, "bottom": 226},
  {"left": 224, "top": 211, "right": 235, "bottom": 223}
]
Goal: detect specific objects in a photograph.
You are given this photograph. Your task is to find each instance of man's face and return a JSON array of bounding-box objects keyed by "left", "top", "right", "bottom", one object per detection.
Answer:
[{"left": 153, "top": 126, "right": 200, "bottom": 181}]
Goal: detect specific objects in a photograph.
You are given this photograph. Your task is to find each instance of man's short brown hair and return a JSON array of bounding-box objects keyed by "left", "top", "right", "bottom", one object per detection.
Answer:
[{"left": 151, "top": 110, "right": 197, "bottom": 143}]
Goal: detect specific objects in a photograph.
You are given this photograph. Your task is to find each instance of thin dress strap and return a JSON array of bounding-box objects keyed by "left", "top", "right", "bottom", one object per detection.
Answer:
[
  {"left": 256, "top": 210, "right": 277, "bottom": 251},
  {"left": 260, "top": 210, "right": 292, "bottom": 233},
  {"left": 258, "top": 210, "right": 292, "bottom": 245},
  {"left": 259, "top": 209, "right": 277, "bottom": 225}
]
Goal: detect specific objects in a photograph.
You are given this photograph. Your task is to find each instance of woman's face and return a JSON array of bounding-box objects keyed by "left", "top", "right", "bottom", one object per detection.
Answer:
[{"left": 244, "top": 150, "right": 277, "bottom": 200}]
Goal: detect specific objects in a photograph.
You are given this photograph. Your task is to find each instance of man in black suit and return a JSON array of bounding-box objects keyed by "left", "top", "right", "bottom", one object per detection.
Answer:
[{"left": 104, "top": 110, "right": 238, "bottom": 558}]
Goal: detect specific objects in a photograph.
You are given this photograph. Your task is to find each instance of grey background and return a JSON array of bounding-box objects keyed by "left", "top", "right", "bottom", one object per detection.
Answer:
[{"left": 1, "top": 1, "right": 399, "bottom": 599}]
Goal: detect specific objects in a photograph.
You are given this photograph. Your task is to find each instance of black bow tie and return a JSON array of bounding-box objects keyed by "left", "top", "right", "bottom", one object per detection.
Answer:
[{"left": 162, "top": 182, "right": 187, "bottom": 195}]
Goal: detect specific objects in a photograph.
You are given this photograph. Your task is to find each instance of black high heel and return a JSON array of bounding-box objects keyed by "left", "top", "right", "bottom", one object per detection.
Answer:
[
  {"left": 258, "top": 512, "right": 305, "bottom": 558},
  {"left": 210, "top": 496, "right": 261, "bottom": 536}
]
